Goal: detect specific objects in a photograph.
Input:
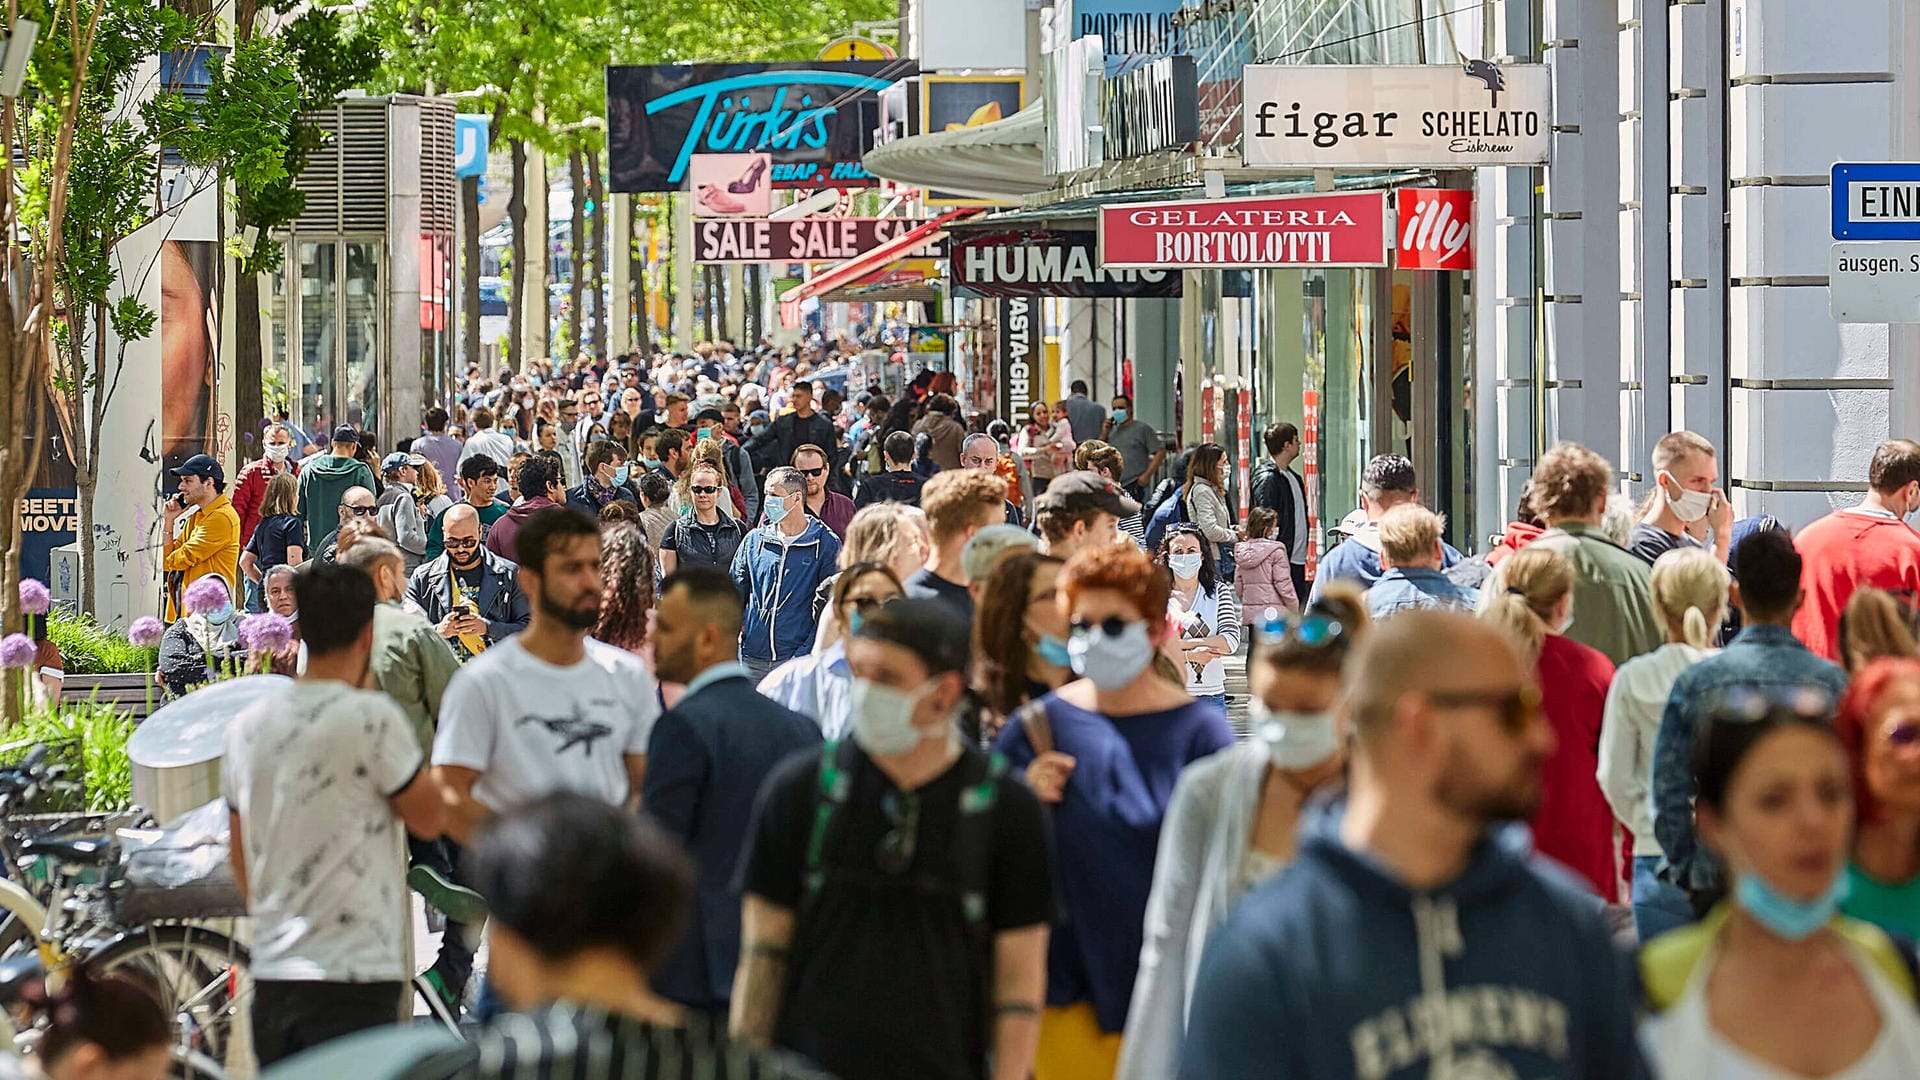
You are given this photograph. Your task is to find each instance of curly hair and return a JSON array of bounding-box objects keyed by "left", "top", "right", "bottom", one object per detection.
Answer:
[
  {"left": 1528, "top": 442, "right": 1612, "bottom": 523},
  {"left": 593, "top": 522, "right": 655, "bottom": 653},
  {"left": 1061, "top": 541, "right": 1171, "bottom": 626}
]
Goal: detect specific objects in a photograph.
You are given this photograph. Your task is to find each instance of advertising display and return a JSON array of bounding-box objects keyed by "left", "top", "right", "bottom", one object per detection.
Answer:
[
  {"left": 1396, "top": 189, "right": 1474, "bottom": 270},
  {"left": 689, "top": 153, "right": 773, "bottom": 216},
  {"left": 694, "top": 218, "right": 944, "bottom": 264},
  {"left": 1241, "top": 63, "right": 1551, "bottom": 168},
  {"left": 920, "top": 75, "right": 1027, "bottom": 205},
  {"left": 606, "top": 60, "right": 916, "bottom": 192},
  {"left": 998, "top": 297, "right": 1040, "bottom": 421},
  {"left": 160, "top": 239, "right": 220, "bottom": 478},
  {"left": 951, "top": 229, "right": 1182, "bottom": 297},
  {"left": 1070, "top": 0, "right": 1186, "bottom": 74},
  {"left": 1098, "top": 191, "right": 1390, "bottom": 268}
]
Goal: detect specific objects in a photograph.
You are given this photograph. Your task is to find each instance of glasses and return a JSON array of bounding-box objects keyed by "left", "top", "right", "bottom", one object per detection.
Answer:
[
  {"left": 581, "top": 397, "right": 602, "bottom": 407},
  {"left": 798, "top": 467, "right": 827, "bottom": 478},
  {"left": 1429, "top": 686, "right": 1543, "bottom": 735},
  {"left": 846, "top": 594, "right": 892, "bottom": 614},
  {"left": 444, "top": 537, "right": 480, "bottom": 550},
  {"left": 346, "top": 504, "right": 378, "bottom": 517},
  {"left": 1257, "top": 611, "right": 1348, "bottom": 650},
  {"left": 876, "top": 790, "right": 920, "bottom": 875},
  {"left": 1072, "top": 615, "right": 1139, "bottom": 638},
  {"left": 690, "top": 485, "right": 720, "bottom": 495}
]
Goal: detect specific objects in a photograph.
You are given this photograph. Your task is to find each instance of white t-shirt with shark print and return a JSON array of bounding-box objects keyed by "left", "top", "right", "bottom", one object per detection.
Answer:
[{"left": 433, "top": 636, "right": 661, "bottom": 815}]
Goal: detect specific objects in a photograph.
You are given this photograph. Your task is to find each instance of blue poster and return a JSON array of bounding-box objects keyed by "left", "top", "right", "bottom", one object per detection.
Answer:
[
  {"left": 456, "top": 114, "right": 491, "bottom": 179},
  {"left": 1071, "top": 0, "right": 1188, "bottom": 75},
  {"left": 17, "top": 487, "right": 76, "bottom": 592}
]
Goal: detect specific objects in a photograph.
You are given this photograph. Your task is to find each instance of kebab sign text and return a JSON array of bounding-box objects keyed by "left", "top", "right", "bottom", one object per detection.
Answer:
[{"left": 1097, "top": 188, "right": 1474, "bottom": 270}]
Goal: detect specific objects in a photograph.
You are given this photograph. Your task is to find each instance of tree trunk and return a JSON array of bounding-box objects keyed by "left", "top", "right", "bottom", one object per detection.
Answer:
[
  {"left": 630, "top": 200, "right": 646, "bottom": 353},
  {"left": 567, "top": 148, "right": 584, "bottom": 360},
  {"left": 507, "top": 138, "right": 526, "bottom": 371},
  {"left": 234, "top": 266, "right": 264, "bottom": 459},
  {"left": 703, "top": 265, "right": 717, "bottom": 342},
  {"left": 744, "top": 263, "right": 760, "bottom": 346},
  {"left": 588, "top": 149, "right": 607, "bottom": 359},
  {"left": 462, "top": 175, "right": 480, "bottom": 372}
]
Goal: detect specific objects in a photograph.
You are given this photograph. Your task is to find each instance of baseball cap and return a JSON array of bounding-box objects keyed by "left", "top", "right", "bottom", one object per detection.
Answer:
[
  {"left": 851, "top": 598, "right": 970, "bottom": 677},
  {"left": 169, "top": 453, "right": 225, "bottom": 485},
  {"left": 331, "top": 424, "right": 359, "bottom": 444},
  {"left": 382, "top": 451, "right": 426, "bottom": 473},
  {"left": 1033, "top": 471, "right": 1140, "bottom": 518}
]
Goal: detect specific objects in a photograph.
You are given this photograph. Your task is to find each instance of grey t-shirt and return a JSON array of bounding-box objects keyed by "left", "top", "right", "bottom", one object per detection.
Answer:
[
  {"left": 1107, "top": 419, "right": 1161, "bottom": 482},
  {"left": 1628, "top": 522, "right": 1702, "bottom": 566}
]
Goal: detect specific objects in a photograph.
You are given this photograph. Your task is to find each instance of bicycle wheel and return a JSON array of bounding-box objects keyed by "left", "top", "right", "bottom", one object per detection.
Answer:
[{"left": 87, "top": 923, "right": 253, "bottom": 1080}]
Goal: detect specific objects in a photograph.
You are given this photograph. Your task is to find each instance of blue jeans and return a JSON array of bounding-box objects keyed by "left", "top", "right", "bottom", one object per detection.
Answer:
[
  {"left": 1195, "top": 693, "right": 1228, "bottom": 711},
  {"left": 1632, "top": 855, "right": 1694, "bottom": 942}
]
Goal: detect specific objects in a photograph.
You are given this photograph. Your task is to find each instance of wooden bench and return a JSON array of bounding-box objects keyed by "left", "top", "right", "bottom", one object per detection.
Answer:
[{"left": 58, "top": 673, "right": 162, "bottom": 721}]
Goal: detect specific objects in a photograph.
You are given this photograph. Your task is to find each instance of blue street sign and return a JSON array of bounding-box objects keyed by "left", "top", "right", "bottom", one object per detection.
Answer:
[
  {"left": 456, "top": 114, "right": 491, "bottom": 178},
  {"left": 1832, "top": 162, "right": 1920, "bottom": 240}
]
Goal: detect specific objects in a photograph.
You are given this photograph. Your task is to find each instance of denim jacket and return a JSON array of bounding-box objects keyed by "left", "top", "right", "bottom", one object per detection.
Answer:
[
  {"left": 1649, "top": 624, "right": 1847, "bottom": 893},
  {"left": 1365, "top": 566, "right": 1480, "bottom": 620}
]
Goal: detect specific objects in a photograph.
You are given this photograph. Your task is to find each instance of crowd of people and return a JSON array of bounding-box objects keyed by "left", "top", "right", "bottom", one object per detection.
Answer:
[{"left": 111, "top": 336, "right": 1920, "bottom": 1078}]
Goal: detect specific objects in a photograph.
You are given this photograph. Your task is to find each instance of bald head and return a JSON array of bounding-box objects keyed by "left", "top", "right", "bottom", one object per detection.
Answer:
[
  {"left": 442, "top": 502, "right": 484, "bottom": 568},
  {"left": 337, "top": 486, "right": 376, "bottom": 528},
  {"left": 443, "top": 503, "right": 479, "bottom": 530},
  {"left": 1345, "top": 609, "right": 1527, "bottom": 743}
]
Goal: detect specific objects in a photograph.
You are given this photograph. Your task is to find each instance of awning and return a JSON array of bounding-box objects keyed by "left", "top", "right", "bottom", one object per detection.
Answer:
[
  {"left": 861, "top": 100, "right": 1050, "bottom": 201},
  {"left": 820, "top": 279, "right": 944, "bottom": 304},
  {"left": 778, "top": 209, "right": 977, "bottom": 321}
]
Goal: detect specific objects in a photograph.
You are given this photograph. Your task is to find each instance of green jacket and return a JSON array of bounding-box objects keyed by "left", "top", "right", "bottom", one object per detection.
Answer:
[
  {"left": 1525, "top": 521, "right": 1664, "bottom": 667},
  {"left": 368, "top": 601, "right": 460, "bottom": 752},
  {"left": 425, "top": 499, "right": 510, "bottom": 560}
]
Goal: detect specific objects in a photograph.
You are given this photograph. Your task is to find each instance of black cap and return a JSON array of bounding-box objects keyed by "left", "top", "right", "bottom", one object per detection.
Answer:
[
  {"left": 170, "top": 453, "right": 224, "bottom": 485},
  {"left": 331, "top": 424, "right": 359, "bottom": 444},
  {"left": 1033, "top": 470, "right": 1140, "bottom": 517},
  {"left": 851, "top": 598, "right": 970, "bottom": 676},
  {"left": 694, "top": 407, "right": 725, "bottom": 424}
]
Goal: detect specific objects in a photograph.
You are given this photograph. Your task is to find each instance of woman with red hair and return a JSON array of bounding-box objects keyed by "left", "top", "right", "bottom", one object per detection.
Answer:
[
  {"left": 993, "top": 543, "right": 1233, "bottom": 1079},
  {"left": 1834, "top": 656, "right": 1920, "bottom": 938}
]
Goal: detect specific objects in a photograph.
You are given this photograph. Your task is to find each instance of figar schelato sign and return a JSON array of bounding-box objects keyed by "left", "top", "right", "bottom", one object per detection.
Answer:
[{"left": 607, "top": 60, "right": 917, "bottom": 193}]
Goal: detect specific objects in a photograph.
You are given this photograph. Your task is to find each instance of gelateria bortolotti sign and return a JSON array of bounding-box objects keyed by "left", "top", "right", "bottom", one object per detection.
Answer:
[{"left": 1241, "top": 62, "right": 1551, "bottom": 168}]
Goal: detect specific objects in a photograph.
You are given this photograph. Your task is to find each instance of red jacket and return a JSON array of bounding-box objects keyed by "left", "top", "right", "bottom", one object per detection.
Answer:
[
  {"left": 1791, "top": 509, "right": 1920, "bottom": 662},
  {"left": 1486, "top": 520, "right": 1544, "bottom": 567},
  {"left": 1532, "top": 633, "right": 1619, "bottom": 902},
  {"left": 230, "top": 457, "right": 299, "bottom": 549}
]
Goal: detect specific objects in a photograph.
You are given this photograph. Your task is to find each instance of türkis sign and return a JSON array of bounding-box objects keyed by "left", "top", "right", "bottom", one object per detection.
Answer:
[
  {"left": 951, "top": 229, "right": 1183, "bottom": 297},
  {"left": 1242, "top": 62, "right": 1551, "bottom": 168}
]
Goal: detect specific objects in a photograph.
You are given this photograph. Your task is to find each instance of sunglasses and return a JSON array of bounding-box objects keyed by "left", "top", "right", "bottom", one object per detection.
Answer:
[
  {"left": 444, "top": 537, "right": 480, "bottom": 550},
  {"left": 798, "top": 467, "right": 827, "bottom": 478},
  {"left": 346, "top": 504, "right": 378, "bottom": 517},
  {"left": 1258, "top": 611, "right": 1347, "bottom": 650},
  {"left": 690, "top": 485, "right": 720, "bottom": 495},
  {"left": 876, "top": 790, "right": 920, "bottom": 876},
  {"left": 1072, "top": 615, "right": 1139, "bottom": 638},
  {"left": 1429, "top": 686, "right": 1543, "bottom": 735}
]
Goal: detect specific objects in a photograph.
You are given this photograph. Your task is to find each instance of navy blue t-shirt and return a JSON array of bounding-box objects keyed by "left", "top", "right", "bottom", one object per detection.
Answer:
[{"left": 245, "top": 513, "right": 306, "bottom": 570}]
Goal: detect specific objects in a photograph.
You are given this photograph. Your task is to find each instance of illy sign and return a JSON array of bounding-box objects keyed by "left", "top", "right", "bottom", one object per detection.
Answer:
[
  {"left": 1098, "top": 191, "right": 1390, "bottom": 268},
  {"left": 1242, "top": 62, "right": 1551, "bottom": 168},
  {"left": 1396, "top": 189, "right": 1473, "bottom": 270}
]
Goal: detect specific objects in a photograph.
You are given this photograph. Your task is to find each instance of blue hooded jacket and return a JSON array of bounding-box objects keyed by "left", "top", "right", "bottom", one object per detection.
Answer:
[
  {"left": 730, "top": 518, "right": 841, "bottom": 663},
  {"left": 1182, "top": 809, "right": 1645, "bottom": 1080}
]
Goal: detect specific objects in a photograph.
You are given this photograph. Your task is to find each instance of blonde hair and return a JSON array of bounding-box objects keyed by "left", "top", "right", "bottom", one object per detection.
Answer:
[
  {"left": 839, "top": 503, "right": 924, "bottom": 572},
  {"left": 1481, "top": 546, "right": 1574, "bottom": 660},
  {"left": 260, "top": 471, "right": 298, "bottom": 518},
  {"left": 416, "top": 459, "right": 447, "bottom": 501},
  {"left": 1840, "top": 588, "right": 1920, "bottom": 674},
  {"left": 1377, "top": 504, "right": 1445, "bottom": 567},
  {"left": 1649, "top": 547, "right": 1730, "bottom": 649}
]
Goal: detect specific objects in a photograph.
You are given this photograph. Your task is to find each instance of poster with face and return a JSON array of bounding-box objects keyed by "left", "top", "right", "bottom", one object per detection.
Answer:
[{"left": 159, "top": 239, "right": 218, "bottom": 486}]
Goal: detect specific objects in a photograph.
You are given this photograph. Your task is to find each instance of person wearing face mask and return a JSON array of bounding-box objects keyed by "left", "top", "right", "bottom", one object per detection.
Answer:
[
  {"left": 1479, "top": 545, "right": 1620, "bottom": 902},
  {"left": 232, "top": 422, "right": 301, "bottom": 550},
  {"left": 1098, "top": 395, "right": 1165, "bottom": 502},
  {"left": 974, "top": 552, "right": 1073, "bottom": 730},
  {"left": 760, "top": 563, "right": 903, "bottom": 737},
  {"left": 733, "top": 598, "right": 1053, "bottom": 1080},
  {"left": 156, "top": 573, "right": 242, "bottom": 697},
  {"left": 1639, "top": 699, "right": 1920, "bottom": 1075},
  {"left": 1791, "top": 440, "right": 1920, "bottom": 663},
  {"left": 1159, "top": 526, "right": 1242, "bottom": 716},
  {"left": 992, "top": 543, "right": 1234, "bottom": 1078},
  {"left": 731, "top": 468, "right": 842, "bottom": 683},
  {"left": 1629, "top": 431, "right": 1733, "bottom": 567},
  {"left": 1117, "top": 592, "right": 1368, "bottom": 1080},
  {"left": 565, "top": 439, "right": 641, "bottom": 518}
]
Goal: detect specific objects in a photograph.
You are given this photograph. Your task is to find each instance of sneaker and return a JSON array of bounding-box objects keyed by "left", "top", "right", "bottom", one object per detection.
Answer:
[
  {"left": 409, "top": 864, "right": 489, "bottom": 924},
  {"left": 420, "top": 969, "right": 462, "bottom": 1020}
]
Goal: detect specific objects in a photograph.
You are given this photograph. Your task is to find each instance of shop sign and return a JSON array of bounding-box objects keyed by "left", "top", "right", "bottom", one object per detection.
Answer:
[
  {"left": 1098, "top": 191, "right": 1390, "bottom": 268},
  {"left": 1071, "top": 0, "right": 1186, "bottom": 75},
  {"left": 694, "top": 218, "right": 944, "bottom": 264},
  {"left": 689, "top": 154, "right": 773, "bottom": 217},
  {"left": 455, "top": 114, "right": 490, "bottom": 178},
  {"left": 15, "top": 488, "right": 76, "bottom": 589},
  {"left": 950, "top": 229, "right": 1182, "bottom": 297},
  {"left": 999, "top": 297, "right": 1040, "bottom": 421},
  {"left": 1103, "top": 56, "right": 1198, "bottom": 160},
  {"left": 1242, "top": 63, "right": 1551, "bottom": 168},
  {"left": 606, "top": 60, "right": 916, "bottom": 192},
  {"left": 1396, "top": 189, "right": 1473, "bottom": 270}
]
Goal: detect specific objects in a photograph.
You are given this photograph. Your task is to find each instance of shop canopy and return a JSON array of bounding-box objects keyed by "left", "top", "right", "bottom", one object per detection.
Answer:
[
  {"left": 861, "top": 100, "right": 1051, "bottom": 202},
  {"left": 778, "top": 208, "right": 980, "bottom": 323}
]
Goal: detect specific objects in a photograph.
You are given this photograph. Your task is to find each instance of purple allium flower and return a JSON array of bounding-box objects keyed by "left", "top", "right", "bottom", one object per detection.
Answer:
[
  {"left": 127, "top": 616, "right": 165, "bottom": 648},
  {"left": 17, "top": 579, "right": 49, "bottom": 616},
  {"left": 182, "top": 576, "right": 231, "bottom": 616},
  {"left": 0, "top": 634, "right": 35, "bottom": 670},
  {"left": 238, "top": 612, "right": 291, "bottom": 652}
]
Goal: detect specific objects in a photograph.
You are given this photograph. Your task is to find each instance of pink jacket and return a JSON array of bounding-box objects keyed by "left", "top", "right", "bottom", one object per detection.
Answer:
[{"left": 1233, "top": 537, "right": 1297, "bottom": 616}]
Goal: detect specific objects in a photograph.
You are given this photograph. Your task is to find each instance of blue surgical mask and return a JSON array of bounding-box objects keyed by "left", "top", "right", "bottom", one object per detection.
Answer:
[
  {"left": 699, "top": 427, "right": 715, "bottom": 442},
  {"left": 1111, "top": 408, "right": 1129, "bottom": 423},
  {"left": 642, "top": 458, "right": 662, "bottom": 470},
  {"left": 1735, "top": 869, "right": 1849, "bottom": 941},
  {"left": 1035, "top": 632, "right": 1072, "bottom": 668},
  {"left": 847, "top": 609, "right": 867, "bottom": 636},
  {"left": 611, "top": 464, "right": 631, "bottom": 486},
  {"left": 764, "top": 495, "right": 791, "bottom": 525},
  {"left": 207, "top": 602, "right": 234, "bottom": 626}
]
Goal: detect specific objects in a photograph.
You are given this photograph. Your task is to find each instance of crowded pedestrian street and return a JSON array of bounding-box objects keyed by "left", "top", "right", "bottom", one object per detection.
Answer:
[{"left": 2, "top": 0, "right": 1920, "bottom": 1077}]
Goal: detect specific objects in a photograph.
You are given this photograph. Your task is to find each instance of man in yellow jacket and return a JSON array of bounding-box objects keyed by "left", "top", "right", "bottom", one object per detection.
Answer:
[{"left": 163, "top": 454, "right": 241, "bottom": 621}]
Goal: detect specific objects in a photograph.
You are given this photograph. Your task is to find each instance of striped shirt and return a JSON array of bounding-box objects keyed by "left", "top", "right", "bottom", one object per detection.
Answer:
[
  {"left": 1119, "top": 513, "right": 1147, "bottom": 549},
  {"left": 462, "top": 1004, "right": 834, "bottom": 1080}
]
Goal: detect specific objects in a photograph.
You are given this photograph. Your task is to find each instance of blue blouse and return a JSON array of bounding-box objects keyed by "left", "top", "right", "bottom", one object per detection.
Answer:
[{"left": 992, "top": 692, "right": 1233, "bottom": 1033}]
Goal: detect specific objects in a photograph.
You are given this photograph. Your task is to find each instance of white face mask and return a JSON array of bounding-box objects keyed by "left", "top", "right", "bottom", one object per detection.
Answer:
[
  {"left": 1251, "top": 701, "right": 1340, "bottom": 770},
  {"left": 848, "top": 676, "right": 941, "bottom": 756},
  {"left": 1661, "top": 472, "right": 1712, "bottom": 524},
  {"left": 1168, "top": 552, "right": 1204, "bottom": 579},
  {"left": 264, "top": 443, "right": 290, "bottom": 463},
  {"left": 1068, "top": 621, "right": 1155, "bottom": 691}
]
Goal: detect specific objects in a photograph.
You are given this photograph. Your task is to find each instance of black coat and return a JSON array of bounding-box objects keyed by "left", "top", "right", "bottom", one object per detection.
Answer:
[{"left": 406, "top": 548, "right": 531, "bottom": 642}]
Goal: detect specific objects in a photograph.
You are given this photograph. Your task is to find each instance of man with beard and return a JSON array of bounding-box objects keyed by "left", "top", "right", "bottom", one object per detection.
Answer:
[
  {"left": 408, "top": 503, "right": 530, "bottom": 662},
  {"left": 642, "top": 567, "right": 819, "bottom": 1018},
  {"left": 1181, "top": 610, "right": 1645, "bottom": 1080},
  {"left": 433, "top": 508, "right": 662, "bottom": 845}
]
